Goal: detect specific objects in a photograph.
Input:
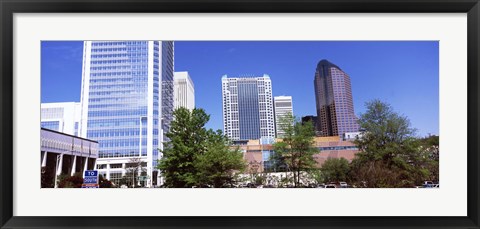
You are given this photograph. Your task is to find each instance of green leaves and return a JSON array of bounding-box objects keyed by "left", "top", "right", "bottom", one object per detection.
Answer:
[
  {"left": 273, "top": 113, "right": 319, "bottom": 187},
  {"left": 321, "top": 158, "right": 350, "bottom": 183},
  {"left": 158, "top": 107, "right": 246, "bottom": 188},
  {"left": 350, "top": 100, "right": 439, "bottom": 188}
]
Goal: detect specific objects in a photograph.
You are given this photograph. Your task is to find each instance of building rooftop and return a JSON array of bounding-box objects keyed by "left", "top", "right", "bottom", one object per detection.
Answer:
[{"left": 317, "top": 59, "right": 342, "bottom": 71}]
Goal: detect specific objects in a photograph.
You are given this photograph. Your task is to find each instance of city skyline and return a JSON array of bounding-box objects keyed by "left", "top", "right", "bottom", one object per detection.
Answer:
[{"left": 42, "top": 41, "right": 439, "bottom": 137}]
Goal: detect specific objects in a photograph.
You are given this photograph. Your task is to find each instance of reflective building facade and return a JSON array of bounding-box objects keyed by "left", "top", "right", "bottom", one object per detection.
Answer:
[
  {"left": 222, "top": 75, "right": 275, "bottom": 141},
  {"left": 314, "top": 60, "right": 359, "bottom": 137},
  {"left": 79, "top": 41, "right": 174, "bottom": 187}
]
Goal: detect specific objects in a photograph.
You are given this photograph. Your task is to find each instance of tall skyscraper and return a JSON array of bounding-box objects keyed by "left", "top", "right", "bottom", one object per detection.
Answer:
[
  {"left": 173, "top": 71, "right": 195, "bottom": 111},
  {"left": 273, "top": 96, "right": 293, "bottom": 138},
  {"left": 314, "top": 59, "right": 359, "bottom": 137},
  {"left": 222, "top": 75, "right": 275, "bottom": 141},
  {"left": 41, "top": 102, "right": 81, "bottom": 136},
  {"left": 79, "top": 41, "right": 174, "bottom": 187}
]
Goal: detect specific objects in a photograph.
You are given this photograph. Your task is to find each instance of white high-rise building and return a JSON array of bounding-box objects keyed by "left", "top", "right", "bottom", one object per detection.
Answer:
[
  {"left": 221, "top": 74, "right": 275, "bottom": 141},
  {"left": 79, "top": 41, "right": 174, "bottom": 187},
  {"left": 274, "top": 96, "right": 293, "bottom": 138},
  {"left": 41, "top": 102, "right": 81, "bottom": 136},
  {"left": 173, "top": 71, "right": 195, "bottom": 111}
]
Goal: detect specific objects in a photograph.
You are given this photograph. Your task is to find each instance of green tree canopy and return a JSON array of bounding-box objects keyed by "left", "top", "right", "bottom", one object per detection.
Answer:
[
  {"left": 158, "top": 107, "right": 245, "bottom": 188},
  {"left": 273, "top": 114, "right": 319, "bottom": 187},
  {"left": 320, "top": 158, "right": 350, "bottom": 183},
  {"left": 350, "top": 100, "right": 436, "bottom": 187},
  {"left": 194, "top": 129, "right": 246, "bottom": 188}
]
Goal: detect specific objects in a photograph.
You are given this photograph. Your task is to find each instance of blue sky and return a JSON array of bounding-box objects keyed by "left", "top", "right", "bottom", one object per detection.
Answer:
[{"left": 41, "top": 41, "right": 439, "bottom": 137}]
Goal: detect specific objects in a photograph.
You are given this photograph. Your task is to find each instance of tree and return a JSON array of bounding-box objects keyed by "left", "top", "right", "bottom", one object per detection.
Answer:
[
  {"left": 308, "top": 169, "right": 325, "bottom": 186},
  {"left": 350, "top": 100, "right": 434, "bottom": 187},
  {"left": 246, "top": 159, "right": 263, "bottom": 186},
  {"left": 273, "top": 114, "right": 319, "bottom": 187},
  {"left": 99, "top": 175, "right": 114, "bottom": 188},
  {"left": 158, "top": 107, "right": 246, "bottom": 188},
  {"left": 41, "top": 165, "right": 55, "bottom": 188},
  {"left": 125, "top": 157, "right": 146, "bottom": 188},
  {"left": 320, "top": 158, "right": 350, "bottom": 183},
  {"left": 158, "top": 108, "right": 210, "bottom": 187},
  {"left": 58, "top": 172, "right": 83, "bottom": 188},
  {"left": 194, "top": 129, "right": 246, "bottom": 188},
  {"left": 417, "top": 135, "right": 439, "bottom": 182}
]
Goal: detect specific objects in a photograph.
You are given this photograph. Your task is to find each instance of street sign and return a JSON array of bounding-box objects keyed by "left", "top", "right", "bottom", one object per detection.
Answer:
[
  {"left": 84, "top": 170, "right": 98, "bottom": 177},
  {"left": 84, "top": 170, "right": 98, "bottom": 184}
]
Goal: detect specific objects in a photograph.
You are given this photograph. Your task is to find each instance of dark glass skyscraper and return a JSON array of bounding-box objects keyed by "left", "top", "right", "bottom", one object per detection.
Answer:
[
  {"left": 222, "top": 75, "right": 275, "bottom": 141},
  {"left": 314, "top": 59, "right": 359, "bottom": 137}
]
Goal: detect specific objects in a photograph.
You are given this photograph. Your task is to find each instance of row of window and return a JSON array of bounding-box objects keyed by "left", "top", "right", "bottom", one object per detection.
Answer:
[
  {"left": 88, "top": 110, "right": 154, "bottom": 117},
  {"left": 87, "top": 127, "right": 159, "bottom": 137},
  {"left": 41, "top": 121, "right": 60, "bottom": 131},
  {"left": 91, "top": 41, "right": 146, "bottom": 46},
  {"left": 90, "top": 59, "right": 145, "bottom": 65},
  {"left": 41, "top": 108, "right": 64, "bottom": 119},
  {"left": 90, "top": 65, "right": 147, "bottom": 71},
  {"left": 91, "top": 53, "right": 147, "bottom": 58},
  {"left": 89, "top": 71, "right": 148, "bottom": 77},
  {"left": 87, "top": 118, "right": 142, "bottom": 128},
  {"left": 88, "top": 91, "right": 148, "bottom": 98},
  {"left": 91, "top": 47, "right": 147, "bottom": 52},
  {"left": 97, "top": 139, "right": 157, "bottom": 148}
]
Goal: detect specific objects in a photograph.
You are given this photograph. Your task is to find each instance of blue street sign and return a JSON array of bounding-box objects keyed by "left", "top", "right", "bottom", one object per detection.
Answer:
[
  {"left": 84, "top": 170, "right": 98, "bottom": 177},
  {"left": 84, "top": 170, "right": 98, "bottom": 184}
]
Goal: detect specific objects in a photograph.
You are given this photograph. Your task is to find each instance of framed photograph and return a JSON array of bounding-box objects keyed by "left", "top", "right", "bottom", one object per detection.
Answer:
[{"left": 1, "top": 0, "right": 479, "bottom": 228}]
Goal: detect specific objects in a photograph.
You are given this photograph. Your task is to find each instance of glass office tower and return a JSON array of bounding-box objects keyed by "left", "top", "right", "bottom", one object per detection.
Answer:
[
  {"left": 222, "top": 75, "right": 275, "bottom": 141},
  {"left": 79, "top": 41, "right": 174, "bottom": 187},
  {"left": 314, "top": 59, "right": 359, "bottom": 137}
]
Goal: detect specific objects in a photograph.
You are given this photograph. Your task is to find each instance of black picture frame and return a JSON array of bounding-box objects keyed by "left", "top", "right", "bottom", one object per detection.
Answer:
[{"left": 1, "top": 0, "right": 479, "bottom": 228}]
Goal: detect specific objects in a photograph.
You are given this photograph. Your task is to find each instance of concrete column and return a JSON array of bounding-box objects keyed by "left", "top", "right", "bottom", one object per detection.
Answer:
[
  {"left": 92, "top": 158, "right": 97, "bottom": 171},
  {"left": 106, "top": 163, "right": 111, "bottom": 180},
  {"left": 54, "top": 154, "right": 64, "bottom": 188},
  {"left": 82, "top": 157, "right": 89, "bottom": 178},
  {"left": 148, "top": 167, "right": 153, "bottom": 188},
  {"left": 56, "top": 154, "right": 64, "bottom": 176},
  {"left": 122, "top": 163, "right": 126, "bottom": 177},
  {"left": 71, "top": 156, "right": 77, "bottom": 176},
  {"left": 41, "top": 151, "right": 48, "bottom": 167}
]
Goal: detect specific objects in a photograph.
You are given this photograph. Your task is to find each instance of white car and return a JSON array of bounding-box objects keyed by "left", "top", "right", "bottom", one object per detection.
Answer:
[{"left": 339, "top": 182, "right": 348, "bottom": 188}]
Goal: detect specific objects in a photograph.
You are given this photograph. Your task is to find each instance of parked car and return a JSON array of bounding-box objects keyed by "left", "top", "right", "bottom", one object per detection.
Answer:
[
  {"left": 423, "top": 181, "right": 434, "bottom": 188},
  {"left": 325, "top": 184, "right": 336, "bottom": 188},
  {"left": 339, "top": 182, "right": 348, "bottom": 188}
]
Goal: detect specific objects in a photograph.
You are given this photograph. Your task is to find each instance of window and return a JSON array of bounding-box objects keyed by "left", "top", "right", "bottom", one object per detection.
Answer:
[{"left": 110, "top": 163, "right": 122, "bottom": 169}]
